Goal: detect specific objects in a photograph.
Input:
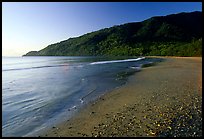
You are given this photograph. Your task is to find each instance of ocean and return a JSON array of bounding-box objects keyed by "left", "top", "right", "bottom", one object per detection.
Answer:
[{"left": 2, "top": 56, "right": 161, "bottom": 137}]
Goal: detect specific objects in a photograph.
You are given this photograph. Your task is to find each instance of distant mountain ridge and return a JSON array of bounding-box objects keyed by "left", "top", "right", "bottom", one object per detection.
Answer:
[{"left": 24, "top": 11, "right": 202, "bottom": 57}]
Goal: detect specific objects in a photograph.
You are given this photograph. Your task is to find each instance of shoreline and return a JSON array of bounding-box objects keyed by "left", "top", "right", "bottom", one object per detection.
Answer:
[{"left": 38, "top": 57, "right": 202, "bottom": 137}]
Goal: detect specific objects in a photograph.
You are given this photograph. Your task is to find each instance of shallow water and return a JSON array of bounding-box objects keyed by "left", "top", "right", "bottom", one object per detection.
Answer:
[{"left": 2, "top": 56, "right": 161, "bottom": 137}]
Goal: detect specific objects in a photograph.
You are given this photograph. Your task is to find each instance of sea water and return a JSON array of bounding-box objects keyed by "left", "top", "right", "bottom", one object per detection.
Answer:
[{"left": 2, "top": 56, "right": 161, "bottom": 137}]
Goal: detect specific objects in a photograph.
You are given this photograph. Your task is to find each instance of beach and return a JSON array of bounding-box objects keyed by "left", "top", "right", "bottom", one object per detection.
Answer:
[{"left": 39, "top": 57, "right": 202, "bottom": 137}]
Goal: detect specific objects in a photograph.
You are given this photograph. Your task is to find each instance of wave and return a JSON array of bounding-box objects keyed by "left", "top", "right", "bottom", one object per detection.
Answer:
[
  {"left": 3, "top": 64, "right": 72, "bottom": 72},
  {"left": 90, "top": 57, "right": 145, "bottom": 65},
  {"left": 68, "top": 105, "right": 77, "bottom": 111},
  {"left": 130, "top": 66, "right": 141, "bottom": 70}
]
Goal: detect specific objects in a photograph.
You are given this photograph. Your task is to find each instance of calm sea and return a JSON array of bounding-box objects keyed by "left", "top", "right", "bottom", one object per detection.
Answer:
[{"left": 2, "top": 56, "right": 161, "bottom": 137}]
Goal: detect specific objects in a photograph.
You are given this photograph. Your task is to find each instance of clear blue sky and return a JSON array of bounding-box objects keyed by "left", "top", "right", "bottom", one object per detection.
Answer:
[{"left": 2, "top": 2, "right": 202, "bottom": 56}]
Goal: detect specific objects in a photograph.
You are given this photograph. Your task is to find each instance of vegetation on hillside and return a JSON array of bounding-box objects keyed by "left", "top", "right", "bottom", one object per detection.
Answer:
[{"left": 24, "top": 11, "right": 202, "bottom": 57}]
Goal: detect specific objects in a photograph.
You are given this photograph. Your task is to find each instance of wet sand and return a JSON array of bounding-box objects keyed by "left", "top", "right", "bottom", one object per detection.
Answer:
[{"left": 40, "top": 57, "right": 202, "bottom": 137}]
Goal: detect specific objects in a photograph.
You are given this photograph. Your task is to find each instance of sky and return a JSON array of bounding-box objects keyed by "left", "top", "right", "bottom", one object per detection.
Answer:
[{"left": 2, "top": 2, "right": 202, "bottom": 56}]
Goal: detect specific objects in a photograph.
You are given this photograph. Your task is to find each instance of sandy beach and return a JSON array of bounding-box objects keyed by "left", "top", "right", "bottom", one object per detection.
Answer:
[{"left": 39, "top": 57, "right": 202, "bottom": 137}]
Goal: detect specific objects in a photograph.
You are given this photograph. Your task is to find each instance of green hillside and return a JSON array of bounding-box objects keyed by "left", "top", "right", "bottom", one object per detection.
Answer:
[{"left": 24, "top": 11, "right": 202, "bottom": 57}]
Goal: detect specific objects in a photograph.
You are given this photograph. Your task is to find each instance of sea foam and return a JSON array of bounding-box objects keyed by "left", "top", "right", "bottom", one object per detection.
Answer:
[{"left": 90, "top": 57, "right": 145, "bottom": 65}]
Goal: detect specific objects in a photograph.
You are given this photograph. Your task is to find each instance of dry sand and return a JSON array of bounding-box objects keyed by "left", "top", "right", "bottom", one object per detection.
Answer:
[{"left": 39, "top": 57, "right": 202, "bottom": 137}]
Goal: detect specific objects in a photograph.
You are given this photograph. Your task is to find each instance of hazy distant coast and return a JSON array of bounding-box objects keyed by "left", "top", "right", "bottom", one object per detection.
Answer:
[{"left": 39, "top": 57, "right": 202, "bottom": 137}]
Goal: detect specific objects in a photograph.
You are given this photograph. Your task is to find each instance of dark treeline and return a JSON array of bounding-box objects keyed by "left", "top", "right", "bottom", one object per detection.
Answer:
[{"left": 24, "top": 11, "right": 202, "bottom": 57}]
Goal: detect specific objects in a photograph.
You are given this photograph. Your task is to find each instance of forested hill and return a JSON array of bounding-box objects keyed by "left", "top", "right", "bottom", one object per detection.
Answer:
[{"left": 24, "top": 11, "right": 202, "bottom": 57}]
